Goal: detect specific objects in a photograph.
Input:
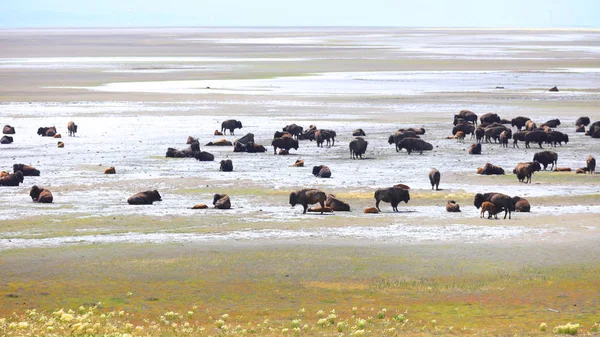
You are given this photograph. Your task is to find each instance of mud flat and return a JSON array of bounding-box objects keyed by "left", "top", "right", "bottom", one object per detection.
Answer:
[{"left": 0, "top": 28, "right": 599, "bottom": 335}]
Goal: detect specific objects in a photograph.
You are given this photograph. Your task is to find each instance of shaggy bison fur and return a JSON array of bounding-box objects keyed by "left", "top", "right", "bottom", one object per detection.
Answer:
[
  {"left": 512, "top": 196, "right": 531, "bottom": 212},
  {"left": 271, "top": 137, "right": 299, "bottom": 154},
  {"left": 67, "top": 121, "right": 78, "bottom": 136},
  {"left": 325, "top": 194, "right": 350, "bottom": 211},
  {"left": 446, "top": 200, "right": 461, "bottom": 212},
  {"left": 513, "top": 161, "right": 542, "bottom": 183},
  {"left": 30, "top": 185, "right": 53, "bottom": 203},
  {"left": 587, "top": 156, "right": 596, "bottom": 174}
]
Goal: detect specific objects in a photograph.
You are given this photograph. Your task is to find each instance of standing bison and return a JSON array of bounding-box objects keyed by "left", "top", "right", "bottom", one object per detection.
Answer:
[
  {"left": 1, "top": 136, "right": 13, "bottom": 144},
  {"left": 289, "top": 188, "right": 327, "bottom": 214},
  {"left": 349, "top": 137, "right": 368, "bottom": 159},
  {"left": 37, "top": 126, "right": 57, "bottom": 137},
  {"left": 67, "top": 121, "right": 78, "bottom": 136},
  {"left": 221, "top": 120, "right": 243, "bottom": 135},
  {"left": 30, "top": 185, "right": 53, "bottom": 203},
  {"left": 587, "top": 156, "right": 596, "bottom": 174},
  {"left": 474, "top": 192, "right": 514, "bottom": 219},
  {"left": 429, "top": 168, "right": 440, "bottom": 190},
  {"left": 524, "top": 131, "right": 547, "bottom": 149},
  {"left": 271, "top": 137, "right": 299, "bottom": 154},
  {"left": 127, "top": 190, "right": 162, "bottom": 205},
  {"left": 374, "top": 187, "right": 410, "bottom": 212},
  {"left": 454, "top": 110, "right": 478, "bottom": 126},
  {"left": 513, "top": 162, "right": 541, "bottom": 183},
  {"left": 511, "top": 116, "right": 531, "bottom": 131},
  {"left": 533, "top": 151, "right": 558, "bottom": 170},
  {"left": 396, "top": 137, "right": 433, "bottom": 155}
]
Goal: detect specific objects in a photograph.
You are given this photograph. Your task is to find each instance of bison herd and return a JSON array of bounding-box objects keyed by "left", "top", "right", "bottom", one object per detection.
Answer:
[{"left": 1, "top": 111, "right": 597, "bottom": 218}]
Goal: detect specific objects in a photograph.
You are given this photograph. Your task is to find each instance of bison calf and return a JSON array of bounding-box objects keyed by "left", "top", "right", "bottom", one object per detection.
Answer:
[{"left": 480, "top": 201, "right": 500, "bottom": 219}]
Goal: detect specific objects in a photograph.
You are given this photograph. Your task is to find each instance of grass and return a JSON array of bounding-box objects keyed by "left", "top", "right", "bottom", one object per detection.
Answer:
[{"left": 1, "top": 242, "right": 599, "bottom": 336}]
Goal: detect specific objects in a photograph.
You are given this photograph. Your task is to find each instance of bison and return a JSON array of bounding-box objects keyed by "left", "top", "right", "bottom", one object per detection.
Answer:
[
  {"left": 213, "top": 194, "right": 231, "bottom": 209},
  {"left": 452, "top": 122, "right": 475, "bottom": 138},
  {"left": 194, "top": 151, "right": 215, "bottom": 161},
  {"left": 587, "top": 156, "right": 596, "bottom": 174},
  {"left": 575, "top": 117, "right": 591, "bottom": 126},
  {"left": 480, "top": 201, "right": 500, "bottom": 219},
  {"left": 30, "top": 185, "right": 53, "bottom": 203},
  {"left": 446, "top": 200, "right": 461, "bottom": 212},
  {"left": 524, "top": 130, "right": 547, "bottom": 149},
  {"left": 533, "top": 151, "right": 558, "bottom": 170},
  {"left": 219, "top": 159, "right": 233, "bottom": 172},
  {"left": 511, "top": 116, "right": 531, "bottom": 131},
  {"left": 480, "top": 113, "right": 501, "bottom": 125},
  {"left": 13, "top": 164, "right": 40, "bottom": 176},
  {"left": 349, "top": 137, "right": 368, "bottom": 159},
  {"left": 314, "top": 129, "right": 337, "bottom": 147},
  {"left": 479, "top": 162, "right": 505, "bottom": 175},
  {"left": 475, "top": 127, "right": 485, "bottom": 143},
  {"left": 127, "top": 190, "right": 162, "bottom": 205},
  {"left": 543, "top": 119, "right": 561, "bottom": 128},
  {"left": 429, "top": 168, "right": 440, "bottom": 190},
  {"left": 469, "top": 143, "right": 481, "bottom": 154},
  {"left": 0, "top": 171, "right": 24, "bottom": 186},
  {"left": 546, "top": 131, "right": 569, "bottom": 147},
  {"left": 3, "top": 125, "right": 15, "bottom": 134},
  {"left": 221, "top": 119, "right": 243, "bottom": 135},
  {"left": 104, "top": 167, "right": 116, "bottom": 174},
  {"left": 312, "top": 165, "right": 331, "bottom": 178},
  {"left": 67, "top": 121, "right": 78, "bottom": 136},
  {"left": 37, "top": 126, "right": 57, "bottom": 137},
  {"left": 352, "top": 128, "right": 366, "bottom": 137},
  {"left": 187, "top": 136, "right": 198, "bottom": 144},
  {"left": 274, "top": 131, "right": 292, "bottom": 139},
  {"left": 325, "top": 194, "right": 350, "bottom": 211},
  {"left": 289, "top": 188, "right": 327, "bottom": 214},
  {"left": 454, "top": 110, "right": 478, "bottom": 126},
  {"left": 389, "top": 130, "right": 419, "bottom": 152},
  {"left": 512, "top": 196, "right": 531, "bottom": 212},
  {"left": 283, "top": 124, "right": 304, "bottom": 139},
  {"left": 271, "top": 137, "right": 299, "bottom": 155},
  {"left": 513, "top": 162, "right": 541, "bottom": 184},
  {"left": 374, "top": 187, "right": 410, "bottom": 212},
  {"left": 396, "top": 137, "right": 433, "bottom": 155},
  {"left": 474, "top": 192, "right": 514, "bottom": 219},
  {"left": 1, "top": 136, "right": 13, "bottom": 144}
]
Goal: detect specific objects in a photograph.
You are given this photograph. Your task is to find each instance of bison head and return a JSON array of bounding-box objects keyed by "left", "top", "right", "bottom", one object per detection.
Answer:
[
  {"left": 312, "top": 166, "right": 322, "bottom": 177},
  {"left": 474, "top": 193, "right": 485, "bottom": 209},
  {"left": 213, "top": 194, "right": 224, "bottom": 205},
  {"left": 402, "top": 190, "right": 411, "bottom": 203},
  {"left": 30, "top": 185, "right": 42, "bottom": 201},
  {"left": 387, "top": 135, "right": 395, "bottom": 145},
  {"left": 37, "top": 127, "right": 47, "bottom": 136},
  {"left": 289, "top": 192, "right": 298, "bottom": 207},
  {"left": 150, "top": 190, "right": 162, "bottom": 202},
  {"left": 235, "top": 121, "right": 243, "bottom": 129}
]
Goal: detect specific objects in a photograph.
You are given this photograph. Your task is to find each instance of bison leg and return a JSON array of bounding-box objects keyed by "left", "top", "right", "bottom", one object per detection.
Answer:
[
  {"left": 273, "top": 146, "right": 277, "bottom": 155},
  {"left": 302, "top": 204, "right": 308, "bottom": 214},
  {"left": 538, "top": 141, "right": 543, "bottom": 149},
  {"left": 319, "top": 200, "right": 325, "bottom": 214},
  {"left": 375, "top": 200, "right": 381, "bottom": 212}
]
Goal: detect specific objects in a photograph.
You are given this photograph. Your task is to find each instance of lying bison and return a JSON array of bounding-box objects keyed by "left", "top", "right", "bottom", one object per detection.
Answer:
[
  {"left": 349, "top": 137, "right": 368, "bottom": 159},
  {"left": 30, "top": 185, "right": 53, "bottom": 203},
  {"left": 219, "top": 159, "right": 233, "bottom": 172},
  {"left": 37, "top": 126, "right": 57, "bottom": 137},
  {"left": 13, "top": 164, "right": 40, "bottom": 176},
  {"left": 533, "top": 151, "right": 558, "bottom": 170},
  {"left": 326, "top": 194, "right": 350, "bottom": 211},
  {"left": 511, "top": 116, "right": 531, "bottom": 131},
  {"left": 1, "top": 136, "right": 13, "bottom": 144},
  {"left": 3, "top": 125, "right": 15, "bottom": 134},
  {"left": 374, "top": 186, "right": 410, "bottom": 212},
  {"left": 542, "top": 118, "right": 561, "bottom": 128},
  {"left": 352, "top": 128, "right": 366, "bottom": 137},
  {"left": 446, "top": 200, "right": 461, "bottom": 212},
  {"left": 289, "top": 188, "right": 327, "bottom": 214},
  {"left": 127, "top": 190, "right": 162, "bottom": 205},
  {"left": 474, "top": 192, "right": 514, "bottom": 219},
  {"left": 272, "top": 137, "right": 299, "bottom": 154},
  {"left": 194, "top": 151, "right": 215, "bottom": 161},
  {"left": 221, "top": 119, "right": 243, "bottom": 135},
  {"left": 469, "top": 143, "right": 481, "bottom": 154},
  {"left": 213, "top": 194, "right": 231, "bottom": 209},
  {"left": 429, "top": 168, "right": 440, "bottom": 190},
  {"left": 234, "top": 141, "right": 266, "bottom": 153},
  {"left": 396, "top": 137, "right": 433, "bottom": 155},
  {"left": 0, "top": 171, "right": 24, "bottom": 186},
  {"left": 478, "top": 162, "right": 504, "bottom": 175},
  {"left": 312, "top": 165, "right": 331, "bottom": 178},
  {"left": 67, "top": 121, "right": 78, "bottom": 136},
  {"left": 512, "top": 196, "right": 531, "bottom": 212}
]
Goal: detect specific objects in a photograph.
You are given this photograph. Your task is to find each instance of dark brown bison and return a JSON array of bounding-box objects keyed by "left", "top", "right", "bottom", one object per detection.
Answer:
[
  {"left": 283, "top": 124, "right": 304, "bottom": 139},
  {"left": 452, "top": 122, "right": 475, "bottom": 138},
  {"left": 512, "top": 196, "right": 530, "bottom": 212},
  {"left": 533, "top": 151, "right": 558, "bottom": 170},
  {"left": 575, "top": 117, "right": 590, "bottom": 126},
  {"left": 314, "top": 129, "right": 337, "bottom": 147},
  {"left": 30, "top": 185, "right": 53, "bottom": 203},
  {"left": 325, "top": 194, "right": 350, "bottom": 211},
  {"left": 587, "top": 155, "right": 596, "bottom": 174},
  {"left": 194, "top": 151, "right": 215, "bottom": 161},
  {"left": 510, "top": 116, "right": 530, "bottom": 130},
  {"left": 454, "top": 110, "right": 478, "bottom": 126},
  {"left": 549, "top": 86, "right": 559, "bottom": 92},
  {"left": 221, "top": 119, "right": 242, "bottom": 135},
  {"left": 588, "top": 121, "right": 600, "bottom": 138},
  {"left": 396, "top": 137, "right": 433, "bottom": 155},
  {"left": 219, "top": 159, "right": 233, "bottom": 172},
  {"left": 469, "top": 143, "right": 481, "bottom": 154},
  {"left": 127, "top": 190, "right": 162, "bottom": 205},
  {"left": 513, "top": 161, "right": 541, "bottom": 183},
  {"left": 166, "top": 141, "right": 199, "bottom": 158},
  {"left": 546, "top": 131, "right": 568, "bottom": 147},
  {"left": 542, "top": 119, "right": 561, "bottom": 128},
  {"left": 271, "top": 137, "right": 299, "bottom": 154},
  {"left": 289, "top": 188, "right": 327, "bottom": 214},
  {"left": 479, "top": 163, "right": 504, "bottom": 175},
  {"left": 474, "top": 192, "right": 514, "bottom": 219},
  {"left": 13, "top": 164, "right": 40, "bottom": 176},
  {"left": 352, "top": 128, "right": 366, "bottom": 137},
  {"left": 3, "top": 125, "right": 15, "bottom": 134},
  {"left": 429, "top": 168, "right": 440, "bottom": 190},
  {"left": 484, "top": 125, "right": 509, "bottom": 143},
  {"left": 214, "top": 130, "right": 223, "bottom": 136},
  {"left": 213, "top": 194, "right": 231, "bottom": 209},
  {"left": 1, "top": 135, "right": 13, "bottom": 144},
  {"left": 274, "top": 131, "right": 292, "bottom": 139},
  {"left": 389, "top": 130, "right": 419, "bottom": 152},
  {"left": 512, "top": 131, "right": 528, "bottom": 148},
  {"left": 37, "top": 126, "right": 57, "bottom": 137},
  {"left": 67, "top": 121, "right": 77, "bottom": 136},
  {"left": 446, "top": 200, "right": 461, "bottom": 212},
  {"left": 187, "top": 136, "right": 198, "bottom": 144},
  {"left": 298, "top": 125, "right": 317, "bottom": 140},
  {"left": 524, "top": 130, "right": 547, "bottom": 148},
  {"left": 0, "top": 171, "right": 24, "bottom": 186},
  {"left": 234, "top": 142, "right": 266, "bottom": 153},
  {"left": 312, "top": 165, "right": 331, "bottom": 178},
  {"left": 374, "top": 187, "right": 410, "bottom": 212},
  {"left": 234, "top": 133, "right": 254, "bottom": 146},
  {"left": 349, "top": 137, "right": 368, "bottom": 159},
  {"left": 57, "top": 141, "right": 64, "bottom": 148},
  {"left": 480, "top": 113, "right": 501, "bottom": 125}
]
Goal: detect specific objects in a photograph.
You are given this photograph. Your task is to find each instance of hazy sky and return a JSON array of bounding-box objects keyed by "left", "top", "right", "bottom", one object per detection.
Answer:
[{"left": 1, "top": 0, "right": 598, "bottom": 28}]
